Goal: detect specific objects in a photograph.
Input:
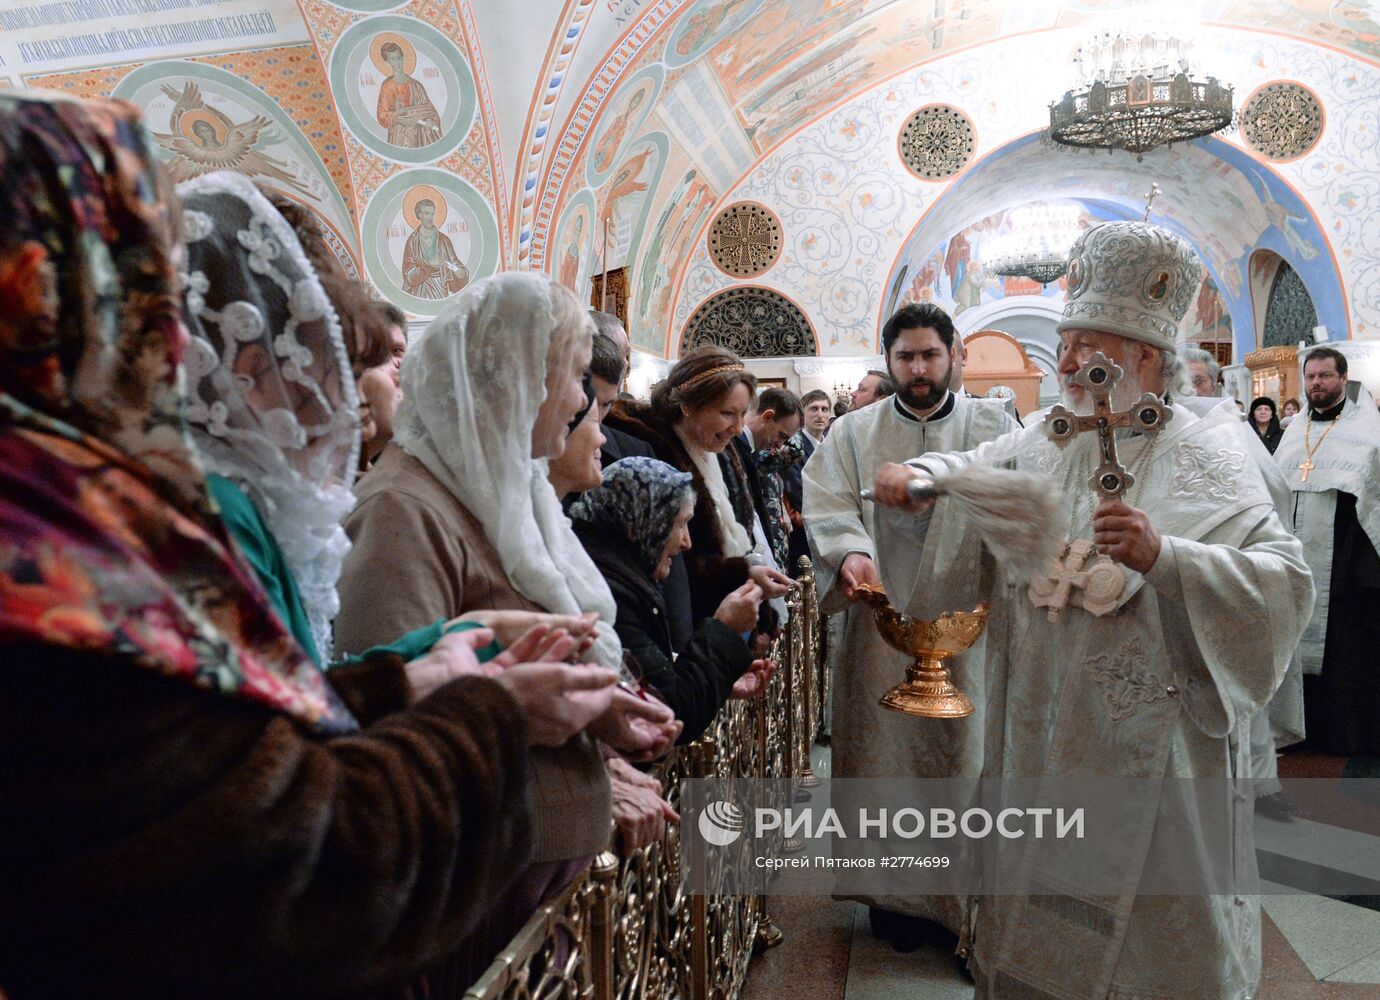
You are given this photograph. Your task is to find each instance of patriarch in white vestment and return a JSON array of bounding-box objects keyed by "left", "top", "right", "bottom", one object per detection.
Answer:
[{"left": 871, "top": 220, "right": 1314, "bottom": 1000}]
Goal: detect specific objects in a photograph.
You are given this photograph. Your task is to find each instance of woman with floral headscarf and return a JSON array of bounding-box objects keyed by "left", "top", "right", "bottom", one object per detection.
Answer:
[
  {"left": 569, "top": 457, "right": 774, "bottom": 744},
  {"left": 0, "top": 92, "right": 617, "bottom": 1000}
]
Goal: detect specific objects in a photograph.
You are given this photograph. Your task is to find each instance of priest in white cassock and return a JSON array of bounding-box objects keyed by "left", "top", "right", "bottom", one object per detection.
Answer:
[
  {"left": 802, "top": 302, "right": 1018, "bottom": 949},
  {"left": 871, "top": 220, "right": 1315, "bottom": 1000},
  {"left": 1274, "top": 346, "right": 1380, "bottom": 756}
]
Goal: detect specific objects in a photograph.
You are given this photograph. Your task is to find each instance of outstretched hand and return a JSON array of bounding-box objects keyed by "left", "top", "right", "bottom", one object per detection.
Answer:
[
  {"left": 404, "top": 627, "right": 500, "bottom": 700},
  {"left": 730, "top": 658, "right": 776, "bottom": 700},
  {"left": 588, "top": 686, "right": 682, "bottom": 761},
  {"left": 748, "top": 564, "right": 797, "bottom": 599},
  {"left": 452, "top": 609, "right": 600, "bottom": 651},
  {"left": 493, "top": 662, "right": 618, "bottom": 747},
  {"left": 872, "top": 463, "right": 937, "bottom": 512}
]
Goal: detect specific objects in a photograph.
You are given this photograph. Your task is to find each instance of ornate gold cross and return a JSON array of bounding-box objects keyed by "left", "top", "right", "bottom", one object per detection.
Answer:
[
  {"left": 1043, "top": 352, "right": 1174, "bottom": 500},
  {"left": 1299, "top": 458, "right": 1314, "bottom": 482}
]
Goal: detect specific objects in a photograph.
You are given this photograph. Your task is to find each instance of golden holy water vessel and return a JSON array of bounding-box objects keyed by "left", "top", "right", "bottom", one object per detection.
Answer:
[{"left": 854, "top": 583, "right": 987, "bottom": 719}]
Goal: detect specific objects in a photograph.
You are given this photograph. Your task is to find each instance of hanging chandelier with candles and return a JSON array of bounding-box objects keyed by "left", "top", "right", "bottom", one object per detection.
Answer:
[
  {"left": 1046, "top": 28, "right": 1234, "bottom": 161},
  {"left": 987, "top": 203, "right": 1081, "bottom": 287}
]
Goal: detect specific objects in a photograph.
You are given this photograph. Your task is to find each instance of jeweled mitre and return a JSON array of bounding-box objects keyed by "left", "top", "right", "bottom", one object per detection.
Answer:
[{"left": 1057, "top": 220, "right": 1202, "bottom": 352}]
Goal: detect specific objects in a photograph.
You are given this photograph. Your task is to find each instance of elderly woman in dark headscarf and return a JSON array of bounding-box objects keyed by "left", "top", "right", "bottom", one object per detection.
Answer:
[
  {"left": 0, "top": 91, "right": 615, "bottom": 1000},
  {"left": 569, "top": 457, "right": 774, "bottom": 743}
]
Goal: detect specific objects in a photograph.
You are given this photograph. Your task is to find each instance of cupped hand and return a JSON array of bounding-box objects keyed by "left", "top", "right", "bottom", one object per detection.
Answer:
[
  {"left": 840, "top": 552, "right": 879, "bottom": 599},
  {"left": 491, "top": 625, "right": 575, "bottom": 669},
  {"left": 587, "top": 686, "right": 681, "bottom": 760},
  {"left": 747, "top": 564, "right": 796, "bottom": 599},
  {"left": 404, "top": 627, "right": 500, "bottom": 700},
  {"left": 452, "top": 609, "right": 600, "bottom": 649},
  {"left": 730, "top": 658, "right": 777, "bottom": 700},
  {"left": 493, "top": 662, "right": 618, "bottom": 747}
]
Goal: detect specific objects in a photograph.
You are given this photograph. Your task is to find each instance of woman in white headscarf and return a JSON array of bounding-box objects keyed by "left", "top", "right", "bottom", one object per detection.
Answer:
[
  {"left": 336, "top": 271, "right": 674, "bottom": 987},
  {"left": 178, "top": 171, "right": 360, "bottom": 664}
]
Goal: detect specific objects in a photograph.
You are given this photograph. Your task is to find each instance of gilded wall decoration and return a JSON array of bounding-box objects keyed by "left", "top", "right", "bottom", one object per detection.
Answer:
[
  {"left": 1240, "top": 81, "right": 1324, "bottom": 161},
  {"left": 898, "top": 103, "right": 976, "bottom": 181},
  {"left": 708, "top": 202, "right": 782, "bottom": 278},
  {"left": 681, "top": 286, "right": 816, "bottom": 358}
]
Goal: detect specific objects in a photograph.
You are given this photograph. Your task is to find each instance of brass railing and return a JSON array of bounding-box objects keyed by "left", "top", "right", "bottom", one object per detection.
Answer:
[{"left": 464, "top": 558, "right": 826, "bottom": 1000}]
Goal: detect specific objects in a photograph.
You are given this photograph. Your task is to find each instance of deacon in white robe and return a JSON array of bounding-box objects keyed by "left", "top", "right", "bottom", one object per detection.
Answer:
[
  {"left": 1274, "top": 351, "right": 1380, "bottom": 755},
  {"left": 803, "top": 303, "right": 1018, "bottom": 942},
  {"left": 1179, "top": 394, "right": 1306, "bottom": 809},
  {"left": 873, "top": 220, "right": 1314, "bottom": 1000}
]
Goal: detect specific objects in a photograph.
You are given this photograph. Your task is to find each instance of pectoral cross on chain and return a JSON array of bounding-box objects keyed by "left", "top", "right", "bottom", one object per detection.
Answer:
[
  {"left": 1298, "top": 458, "right": 1314, "bottom": 482},
  {"left": 1026, "top": 353, "right": 1174, "bottom": 620},
  {"left": 1042, "top": 352, "right": 1173, "bottom": 499}
]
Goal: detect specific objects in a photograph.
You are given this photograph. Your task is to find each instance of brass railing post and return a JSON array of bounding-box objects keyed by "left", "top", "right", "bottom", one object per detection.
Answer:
[
  {"left": 796, "top": 558, "right": 820, "bottom": 789},
  {"left": 689, "top": 739, "right": 715, "bottom": 1000},
  {"left": 588, "top": 851, "right": 619, "bottom": 1000},
  {"left": 753, "top": 657, "right": 784, "bottom": 953}
]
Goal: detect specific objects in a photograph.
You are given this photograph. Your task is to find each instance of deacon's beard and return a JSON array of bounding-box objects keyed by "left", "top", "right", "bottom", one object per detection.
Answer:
[
  {"left": 1307, "top": 387, "right": 1344, "bottom": 412},
  {"left": 894, "top": 359, "right": 952, "bottom": 412}
]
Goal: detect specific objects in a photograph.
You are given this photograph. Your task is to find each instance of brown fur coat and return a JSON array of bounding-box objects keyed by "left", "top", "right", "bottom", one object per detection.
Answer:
[{"left": 0, "top": 646, "right": 533, "bottom": 1000}]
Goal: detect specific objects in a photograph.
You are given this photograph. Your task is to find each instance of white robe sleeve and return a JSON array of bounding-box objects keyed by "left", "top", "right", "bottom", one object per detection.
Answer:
[
  {"left": 1143, "top": 506, "right": 1315, "bottom": 739},
  {"left": 904, "top": 422, "right": 1037, "bottom": 478},
  {"left": 802, "top": 421, "right": 876, "bottom": 614}
]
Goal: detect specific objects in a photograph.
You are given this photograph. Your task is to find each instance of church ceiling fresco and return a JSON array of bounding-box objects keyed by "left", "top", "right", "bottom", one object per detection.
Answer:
[
  {"left": 6, "top": 0, "right": 1378, "bottom": 344},
  {"left": 545, "top": 0, "right": 1379, "bottom": 354},
  {"left": 643, "top": 25, "right": 1372, "bottom": 358},
  {"left": 297, "top": 0, "right": 504, "bottom": 318},
  {"left": 1, "top": 0, "right": 506, "bottom": 318},
  {"left": 27, "top": 42, "right": 363, "bottom": 279}
]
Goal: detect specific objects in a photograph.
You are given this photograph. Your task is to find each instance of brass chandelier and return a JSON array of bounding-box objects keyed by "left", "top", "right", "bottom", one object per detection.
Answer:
[
  {"left": 987, "top": 203, "right": 1079, "bottom": 287},
  {"left": 1047, "top": 30, "right": 1234, "bottom": 161},
  {"left": 989, "top": 249, "right": 1068, "bottom": 287}
]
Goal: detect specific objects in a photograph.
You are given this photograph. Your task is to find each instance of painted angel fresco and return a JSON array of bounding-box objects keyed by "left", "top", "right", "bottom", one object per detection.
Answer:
[
  {"left": 600, "top": 146, "right": 655, "bottom": 227},
  {"left": 152, "top": 82, "right": 312, "bottom": 197}
]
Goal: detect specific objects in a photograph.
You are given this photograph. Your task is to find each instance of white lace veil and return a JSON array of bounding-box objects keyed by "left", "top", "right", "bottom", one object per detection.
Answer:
[
  {"left": 392, "top": 272, "right": 626, "bottom": 672},
  {"left": 177, "top": 171, "right": 361, "bottom": 663}
]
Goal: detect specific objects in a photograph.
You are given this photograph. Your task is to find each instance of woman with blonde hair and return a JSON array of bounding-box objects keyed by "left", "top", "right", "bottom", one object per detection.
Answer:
[{"left": 604, "top": 345, "right": 794, "bottom": 634}]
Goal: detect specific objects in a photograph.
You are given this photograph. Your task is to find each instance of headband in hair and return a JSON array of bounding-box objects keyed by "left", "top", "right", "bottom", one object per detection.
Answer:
[{"left": 677, "top": 362, "right": 746, "bottom": 391}]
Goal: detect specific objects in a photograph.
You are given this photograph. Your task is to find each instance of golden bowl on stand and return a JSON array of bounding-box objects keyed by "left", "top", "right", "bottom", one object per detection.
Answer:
[{"left": 854, "top": 583, "right": 987, "bottom": 719}]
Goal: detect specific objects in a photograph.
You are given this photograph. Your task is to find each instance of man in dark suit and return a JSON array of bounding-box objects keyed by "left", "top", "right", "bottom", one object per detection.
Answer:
[
  {"left": 589, "top": 311, "right": 655, "bottom": 465},
  {"left": 786, "top": 389, "right": 832, "bottom": 568},
  {"left": 738, "top": 387, "right": 803, "bottom": 572}
]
